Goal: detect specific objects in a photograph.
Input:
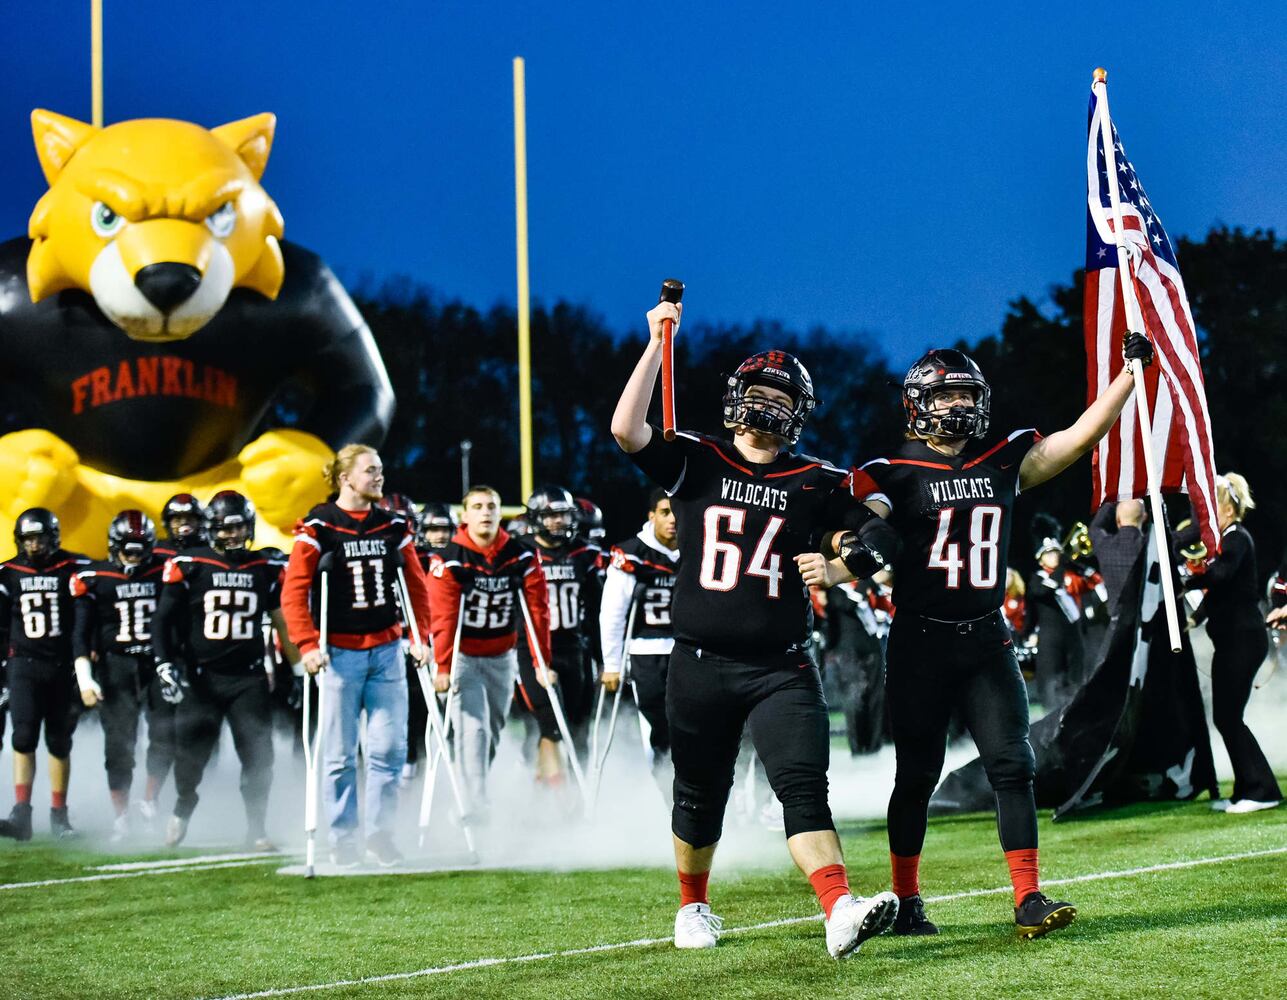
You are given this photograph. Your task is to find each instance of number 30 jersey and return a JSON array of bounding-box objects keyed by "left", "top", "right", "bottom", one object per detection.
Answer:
[
  {"left": 849, "top": 428, "right": 1039, "bottom": 621},
  {"left": 153, "top": 546, "right": 285, "bottom": 672},
  {"left": 0, "top": 551, "right": 93, "bottom": 663},
  {"left": 629, "top": 425, "right": 875, "bottom": 658}
]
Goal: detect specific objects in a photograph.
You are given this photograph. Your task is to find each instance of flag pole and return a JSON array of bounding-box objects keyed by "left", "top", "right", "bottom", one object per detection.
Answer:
[
  {"left": 1092, "top": 67, "right": 1182, "bottom": 653},
  {"left": 91, "top": 0, "right": 103, "bottom": 127},
  {"left": 513, "top": 57, "right": 534, "bottom": 503}
]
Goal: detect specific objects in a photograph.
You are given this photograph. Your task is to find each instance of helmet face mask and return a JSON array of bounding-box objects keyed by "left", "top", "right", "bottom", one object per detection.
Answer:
[
  {"left": 162, "top": 494, "right": 207, "bottom": 547},
  {"left": 526, "top": 486, "right": 578, "bottom": 544},
  {"left": 722, "top": 351, "right": 817, "bottom": 445},
  {"left": 108, "top": 510, "right": 156, "bottom": 567},
  {"left": 419, "top": 502, "right": 456, "bottom": 550},
  {"left": 205, "top": 491, "right": 256, "bottom": 556},
  {"left": 903, "top": 349, "right": 991, "bottom": 441},
  {"left": 14, "top": 508, "right": 59, "bottom": 565}
]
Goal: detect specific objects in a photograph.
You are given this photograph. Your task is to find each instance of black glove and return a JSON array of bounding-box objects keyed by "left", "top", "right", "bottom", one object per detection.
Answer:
[
  {"left": 287, "top": 675, "right": 304, "bottom": 712},
  {"left": 838, "top": 518, "right": 901, "bottom": 579},
  {"left": 1123, "top": 332, "right": 1154, "bottom": 367},
  {"left": 156, "top": 661, "right": 188, "bottom": 705}
]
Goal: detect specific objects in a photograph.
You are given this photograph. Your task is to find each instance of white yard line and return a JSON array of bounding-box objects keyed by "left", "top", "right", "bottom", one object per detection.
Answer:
[
  {"left": 202, "top": 845, "right": 1287, "bottom": 1000},
  {"left": 90, "top": 852, "right": 282, "bottom": 872},
  {"left": 0, "top": 858, "right": 278, "bottom": 891}
]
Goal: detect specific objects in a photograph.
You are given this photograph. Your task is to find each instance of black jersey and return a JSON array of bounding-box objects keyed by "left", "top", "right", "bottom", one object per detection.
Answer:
[
  {"left": 608, "top": 534, "right": 680, "bottom": 640},
  {"left": 0, "top": 550, "right": 93, "bottom": 663},
  {"left": 850, "top": 428, "right": 1039, "bottom": 620},
  {"left": 153, "top": 546, "right": 285, "bottom": 671},
  {"left": 629, "top": 425, "right": 874, "bottom": 657},
  {"left": 70, "top": 556, "right": 165, "bottom": 658},
  {"left": 525, "top": 537, "right": 604, "bottom": 655}
]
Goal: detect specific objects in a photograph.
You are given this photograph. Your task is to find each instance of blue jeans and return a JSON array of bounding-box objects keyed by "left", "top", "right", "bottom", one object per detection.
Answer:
[{"left": 323, "top": 641, "right": 408, "bottom": 845}]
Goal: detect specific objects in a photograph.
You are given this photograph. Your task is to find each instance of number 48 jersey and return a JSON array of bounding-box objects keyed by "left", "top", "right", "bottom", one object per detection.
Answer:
[
  {"left": 629, "top": 425, "right": 875, "bottom": 657},
  {"left": 153, "top": 546, "right": 285, "bottom": 672},
  {"left": 850, "top": 428, "right": 1040, "bottom": 621}
]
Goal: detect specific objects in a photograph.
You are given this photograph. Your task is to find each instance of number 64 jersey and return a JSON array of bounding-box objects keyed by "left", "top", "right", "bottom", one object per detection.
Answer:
[
  {"left": 848, "top": 429, "right": 1040, "bottom": 621},
  {"left": 153, "top": 546, "right": 286, "bottom": 672}
]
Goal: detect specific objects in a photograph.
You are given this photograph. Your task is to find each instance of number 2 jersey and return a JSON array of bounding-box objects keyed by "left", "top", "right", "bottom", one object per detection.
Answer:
[
  {"left": 599, "top": 522, "right": 680, "bottom": 676},
  {"left": 153, "top": 546, "right": 286, "bottom": 671},
  {"left": 849, "top": 428, "right": 1040, "bottom": 621},
  {"left": 0, "top": 550, "right": 93, "bottom": 663},
  {"left": 629, "top": 425, "right": 875, "bottom": 658},
  {"left": 70, "top": 556, "right": 166, "bottom": 658}
]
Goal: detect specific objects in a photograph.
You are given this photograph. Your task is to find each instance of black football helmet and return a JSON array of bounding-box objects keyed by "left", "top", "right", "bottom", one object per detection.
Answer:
[
  {"left": 902, "top": 349, "right": 991, "bottom": 440},
  {"left": 108, "top": 510, "right": 156, "bottom": 565},
  {"left": 526, "top": 485, "right": 579, "bottom": 544},
  {"left": 206, "top": 491, "right": 256, "bottom": 553},
  {"left": 420, "top": 501, "right": 456, "bottom": 549},
  {"left": 722, "top": 350, "right": 818, "bottom": 445},
  {"left": 14, "top": 507, "right": 59, "bottom": 564},
  {"left": 575, "top": 497, "right": 605, "bottom": 544},
  {"left": 161, "top": 493, "right": 207, "bottom": 547},
  {"left": 377, "top": 493, "right": 416, "bottom": 519}
]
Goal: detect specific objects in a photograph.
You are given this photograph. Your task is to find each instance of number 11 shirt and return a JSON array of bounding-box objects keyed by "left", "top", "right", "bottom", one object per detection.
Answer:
[{"left": 629, "top": 424, "right": 873, "bottom": 658}]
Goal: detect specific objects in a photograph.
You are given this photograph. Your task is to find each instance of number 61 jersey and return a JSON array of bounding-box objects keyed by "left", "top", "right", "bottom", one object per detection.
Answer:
[
  {"left": 849, "top": 428, "right": 1040, "bottom": 621},
  {"left": 154, "top": 546, "right": 286, "bottom": 672},
  {"left": 629, "top": 426, "right": 875, "bottom": 657},
  {"left": 0, "top": 550, "right": 93, "bottom": 663}
]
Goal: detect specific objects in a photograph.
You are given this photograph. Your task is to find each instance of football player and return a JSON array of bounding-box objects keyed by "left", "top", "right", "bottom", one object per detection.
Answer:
[
  {"left": 69, "top": 511, "right": 166, "bottom": 840},
  {"left": 575, "top": 497, "right": 607, "bottom": 545},
  {"left": 800, "top": 336, "right": 1154, "bottom": 939},
  {"left": 612, "top": 297, "right": 899, "bottom": 959},
  {"left": 153, "top": 493, "right": 208, "bottom": 559},
  {"left": 515, "top": 485, "right": 604, "bottom": 784},
  {"left": 419, "top": 503, "right": 456, "bottom": 555},
  {"left": 152, "top": 491, "right": 296, "bottom": 849},
  {"left": 0, "top": 509, "right": 92, "bottom": 840}
]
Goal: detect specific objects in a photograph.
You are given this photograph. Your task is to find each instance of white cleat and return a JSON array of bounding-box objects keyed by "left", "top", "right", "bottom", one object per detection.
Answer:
[
  {"left": 1209, "top": 799, "right": 1231, "bottom": 812},
  {"left": 1224, "top": 799, "right": 1281, "bottom": 814},
  {"left": 825, "top": 892, "right": 900, "bottom": 959},
  {"left": 110, "top": 813, "right": 130, "bottom": 844},
  {"left": 674, "top": 902, "right": 723, "bottom": 949},
  {"left": 164, "top": 814, "right": 188, "bottom": 848}
]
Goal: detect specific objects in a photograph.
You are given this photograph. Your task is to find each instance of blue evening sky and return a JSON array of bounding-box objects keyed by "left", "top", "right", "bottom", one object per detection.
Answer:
[{"left": 2, "top": 2, "right": 1283, "bottom": 366}]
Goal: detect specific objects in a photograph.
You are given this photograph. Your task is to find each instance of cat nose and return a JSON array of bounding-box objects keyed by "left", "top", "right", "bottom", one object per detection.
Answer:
[{"left": 135, "top": 263, "right": 201, "bottom": 313}]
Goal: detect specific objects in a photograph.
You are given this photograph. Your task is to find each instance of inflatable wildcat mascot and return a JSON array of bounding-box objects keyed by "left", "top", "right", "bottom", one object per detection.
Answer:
[{"left": 0, "top": 110, "right": 393, "bottom": 554}]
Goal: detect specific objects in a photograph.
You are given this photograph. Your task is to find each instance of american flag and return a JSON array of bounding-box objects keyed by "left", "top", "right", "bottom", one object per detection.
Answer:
[{"left": 1083, "top": 84, "right": 1220, "bottom": 554}]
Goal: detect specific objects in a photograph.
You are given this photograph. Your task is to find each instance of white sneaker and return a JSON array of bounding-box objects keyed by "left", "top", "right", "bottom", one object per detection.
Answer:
[
  {"left": 110, "top": 813, "right": 130, "bottom": 844},
  {"left": 1209, "top": 799, "right": 1231, "bottom": 812},
  {"left": 165, "top": 814, "right": 188, "bottom": 847},
  {"left": 825, "top": 892, "right": 900, "bottom": 959},
  {"left": 674, "top": 902, "right": 723, "bottom": 949},
  {"left": 1224, "top": 799, "right": 1281, "bottom": 814}
]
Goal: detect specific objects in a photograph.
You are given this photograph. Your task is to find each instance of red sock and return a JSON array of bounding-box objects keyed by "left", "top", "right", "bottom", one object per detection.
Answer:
[
  {"left": 890, "top": 852, "right": 921, "bottom": 899},
  {"left": 809, "top": 864, "right": 851, "bottom": 919},
  {"left": 51, "top": 790, "right": 67, "bottom": 810},
  {"left": 678, "top": 870, "right": 710, "bottom": 907},
  {"left": 15, "top": 784, "right": 32, "bottom": 805},
  {"left": 1004, "top": 848, "right": 1039, "bottom": 906}
]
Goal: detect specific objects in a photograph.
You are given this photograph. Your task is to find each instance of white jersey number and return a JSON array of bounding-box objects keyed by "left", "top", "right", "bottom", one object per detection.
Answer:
[
  {"left": 698, "top": 506, "right": 785, "bottom": 599},
  {"left": 203, "top": 589, "right": 260, "bottom": 641},
  {"left": 927, "top": 505, "right": 1003, "bottom": 590}
]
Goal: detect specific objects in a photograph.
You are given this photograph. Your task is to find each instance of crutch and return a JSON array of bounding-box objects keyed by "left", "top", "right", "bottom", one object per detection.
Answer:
[
  {"left": 588, "top": 601, "right": 637, "bottom": 810},
  {"left": 302, "top": 552, "right": 332, "bottom": 878},
  {"left": 393, "top": 563, "right": 475, "bottom": 858},
  {"left": 517, "top": 589, "right": 589, "bottom": 801},
  {"left": 420, "top": 594, "right": 464, "bottom": 847}
]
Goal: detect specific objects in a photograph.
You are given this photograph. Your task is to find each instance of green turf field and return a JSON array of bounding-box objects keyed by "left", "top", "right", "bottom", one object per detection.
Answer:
[{"left": 2, "top": 787, "right": 1284, "bottom": 1000}]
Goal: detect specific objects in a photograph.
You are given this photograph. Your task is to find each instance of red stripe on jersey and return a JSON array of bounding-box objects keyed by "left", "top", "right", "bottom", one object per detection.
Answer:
[
  {"left": 962, "top": 439, "right": 1011, "bottom": 470},
  {"left": 849, "top": 468, "right": 882, "bottom": 498},
  {"left": 763, "top": 462, "right": 821, "bottom": 479},
  {"left": 694, "top": 437, "right": 754, "bottom": 476},
  {"left": 888, "top": 458, "right": 954, "bottom": 470}
]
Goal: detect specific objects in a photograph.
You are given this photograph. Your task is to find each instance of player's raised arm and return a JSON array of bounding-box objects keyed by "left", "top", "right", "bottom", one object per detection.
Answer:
[
  {"left": 1018, "top": 333, "right": 1153, "bottom": 491},
  {"left": 611, "top": 300, "right": 681, "bottom": 453}
]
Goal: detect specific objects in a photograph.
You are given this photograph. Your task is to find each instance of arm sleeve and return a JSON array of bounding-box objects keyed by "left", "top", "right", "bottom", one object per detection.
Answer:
[
  {"left": 582, "top": 552, "right": 604, "bottom": 665},
  {"left": 152, "top": 569, "right": 186, "bottom": 665},
  {"left": 627, "top": 424, "right": 689, "bottom": 494},
  {"left": 399, "top": 535, "right": 433, "bottom": 644},
  {"left": 522, "top": 558, "right": 553, "bottom": 667},
  {"left": 0, "top": 575, "right": 12, "bottom": 655},
  {"left": 280, "top": 537, "right": 321, "bottom": 654},
  {"left": 1186, "top": 531, "right": 1247, "bottom": 593},
  {"left": 598, "top": 557, "right": 634, "bottom": 676},
  {"left": 427, "top": 557, "right": 463, "bottom": 676},
  {"left": 70, "top": 573, "right": 94, "bottom": 660}
]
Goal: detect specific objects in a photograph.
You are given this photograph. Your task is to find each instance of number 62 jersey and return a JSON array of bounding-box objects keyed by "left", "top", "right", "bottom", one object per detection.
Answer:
[
  {"left": 848, "top": 428, "right": 1040, "bottom": 621},
  {"left": 153, "top": 546, "right": 286, "bottom": 672}
]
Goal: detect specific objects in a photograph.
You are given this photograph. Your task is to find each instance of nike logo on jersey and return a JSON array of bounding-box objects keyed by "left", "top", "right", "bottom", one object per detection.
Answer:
[
  {"left": 719, "top": 477, "right": 789, "bottom": 511},
  {"left": 929, "top": 477, "right": 996, "bottom": 504}
]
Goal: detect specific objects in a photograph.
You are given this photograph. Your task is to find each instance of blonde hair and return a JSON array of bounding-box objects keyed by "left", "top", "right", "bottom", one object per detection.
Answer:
[
  {"left": 462, "top": 485, "right": 501, "bottom": 507},
  {"left": 1216, "top": 472, "right": 1255, "bottom": 521},
  {"left": 1006, "top": 567, "right": 1025, "bottom": 597},
  {"left": 323, "top": 443, "right": 378, "bottom": 493}
]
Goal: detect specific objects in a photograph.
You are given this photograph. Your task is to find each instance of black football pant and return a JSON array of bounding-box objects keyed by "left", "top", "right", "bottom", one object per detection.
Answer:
[
  {"left": 173, "top": 666, "right": 273, "bottom": 837},
  {"left": 629, "top": 653, "right": 670, "bottom": 756},
  {"left": 7, "top": 656, "right": 78, "bottom": 757},
  {"left": 517, "top": 646, "right": 595, "bottom": 755},
  {"left": 1210, "top": 628, "right": 1282, "bottom": 803},
  {"left": 405, "top": 654, "right": 428, "bottom": 765},
  {"left": 885, "top": 612, "right": 1037, "bottom": 857},
  {"left": 97, "top": 652, "right": 151, "bottom": 793},
  {"left": 143, "top": 670, "right": 178, "bottom": 789},
  {"left": 667, "top": 643, "right": 832, "bottom": 847}
]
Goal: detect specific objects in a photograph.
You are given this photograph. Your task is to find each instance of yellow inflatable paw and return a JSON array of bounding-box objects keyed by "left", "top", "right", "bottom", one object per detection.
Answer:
[
  {"left": 237, "top": 429, "right": 334, "bottom": 532},
  {"left": 0, "top": 429, "right": 82, "bottom": 518}
]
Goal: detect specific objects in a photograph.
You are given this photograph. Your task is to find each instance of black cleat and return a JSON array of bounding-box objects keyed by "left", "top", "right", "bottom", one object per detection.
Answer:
[
  {"left": 1015, "top": 891, "right": 1077, "bottom": 939},
  {"left": 893, "top": 894, "right": 939, "bottom": 936},
  {"left": 0, "top": 803, "right": 33, "bottom": 841},
  {"left": 50, "top": 806, "right": 78, "bottom": 840}
]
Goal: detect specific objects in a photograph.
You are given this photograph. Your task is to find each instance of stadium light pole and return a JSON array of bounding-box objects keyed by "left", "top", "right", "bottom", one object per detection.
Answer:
[
  {"left": 91, "top": 0, "right": 103, "bottom": 127},
  {"left": 513, "top": 57, "right": 534, "bottom": 503},
  {"left": 460, "top": 438, "right": 472, "bottom": 496}
]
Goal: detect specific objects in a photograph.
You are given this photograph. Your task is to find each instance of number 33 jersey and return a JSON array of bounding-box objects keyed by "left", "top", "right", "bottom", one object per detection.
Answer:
[
  {"left": 629, "top": 426, "right": 873, "bottom": 657},
  {"left": 154, "top": 546, "right": 285, "bottom": 671},
  {"left": 849, "top": 429, "right": 1040, "bottom": 621}
]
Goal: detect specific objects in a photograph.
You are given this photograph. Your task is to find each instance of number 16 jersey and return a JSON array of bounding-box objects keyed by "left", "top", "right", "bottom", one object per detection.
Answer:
[
  {"left": 629, "top": 425, "right": 874, "bottom": 658},
  {"left": 849, "top": 428, "right": 1039, "bottom": 621}
]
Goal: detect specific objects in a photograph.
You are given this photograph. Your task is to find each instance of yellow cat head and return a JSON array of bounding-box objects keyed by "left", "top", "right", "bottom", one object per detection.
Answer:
[{"left": 27, "top": 110, "right": 285, "bottom": 341}]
